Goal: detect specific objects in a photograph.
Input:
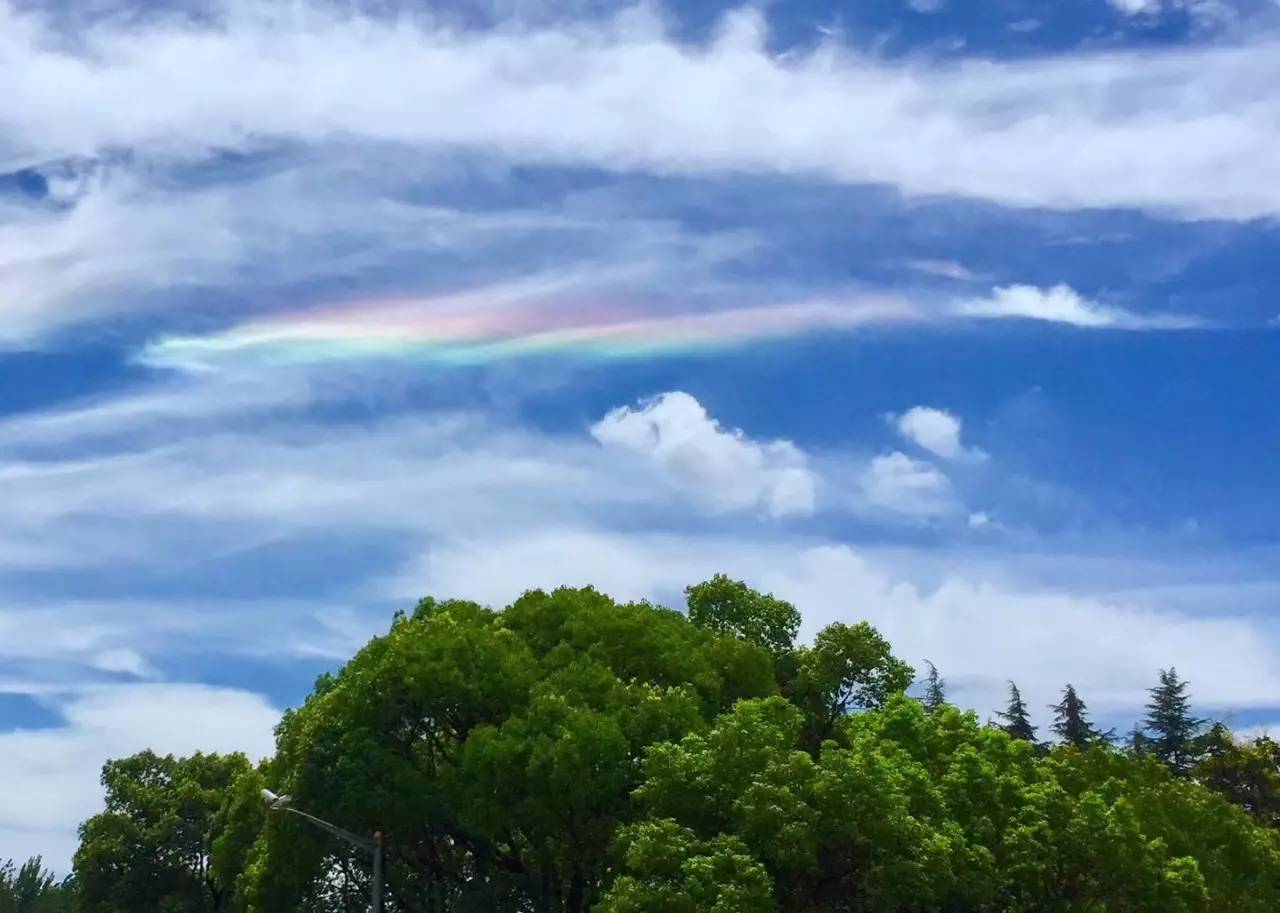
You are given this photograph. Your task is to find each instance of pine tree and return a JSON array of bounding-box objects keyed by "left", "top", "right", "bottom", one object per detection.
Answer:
[
  {"left": 1143, "top": 667, "right": 1206, "bottom": 775},
  {"left": 1050, "top": 684, "right": 1109, "bottom": 749},
  {"left": 1127, "top": 724, "right": 1153, "bottom": 758},
  {"left": 996, "top": 681, "right": 1037, "bottom": 742},
  {"left": 922, "top": 659, "right": 947, "bottom": 714}
]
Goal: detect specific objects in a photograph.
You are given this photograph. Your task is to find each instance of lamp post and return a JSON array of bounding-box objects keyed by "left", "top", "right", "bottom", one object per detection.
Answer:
[{"left": 261, "top": 789, "right": 384, "bottom": 913}]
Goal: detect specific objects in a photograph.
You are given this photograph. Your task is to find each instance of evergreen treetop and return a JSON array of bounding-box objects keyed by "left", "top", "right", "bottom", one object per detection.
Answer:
[
  {"left": 996, "top": 681, "right": 1037, "bottom": 743},
  {"left": 922, "top": 659, "right": 947, "bottom": 714},
  {"left": 1143, "top": 667, "right": 1206, "bottom": 775}
]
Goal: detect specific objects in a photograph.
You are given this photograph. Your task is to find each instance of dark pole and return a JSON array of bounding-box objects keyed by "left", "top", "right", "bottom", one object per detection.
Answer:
[
  {"left": 371, "top": 832, "right": 384, "bottom": 913},
  {"left": 262, "top": 792, "right": 386, "bottom": 913}
]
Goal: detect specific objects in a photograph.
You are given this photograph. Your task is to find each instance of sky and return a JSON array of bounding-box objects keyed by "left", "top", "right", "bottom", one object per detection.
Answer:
[{"left": 4, "top": 0, "right": 1280, "bottom": 870}]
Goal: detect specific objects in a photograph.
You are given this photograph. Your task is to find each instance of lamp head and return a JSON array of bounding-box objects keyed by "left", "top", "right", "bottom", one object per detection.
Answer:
[{"left": 260, "top": 789, "right": 292, "bottom": 809}]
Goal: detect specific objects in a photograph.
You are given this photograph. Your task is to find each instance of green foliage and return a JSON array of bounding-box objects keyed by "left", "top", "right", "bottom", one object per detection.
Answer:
[
  {"left": 1194, "top": 725, "right": 1280, "bottom": 827},
  {"left": 786, "top": 621, "right": 914, "bottom": 750},
  {"left": 599, "top": 820, "right": 773, "bottom": 913},
  {"left": 74, "top": 750, "right": 252, "bottom": 913},
  {"left": 0, "top": 858, "right": 72, "bottom": 913},
  {"left": 1143, "top": 668, "right": 1207, "bottom": 775},
  {"left": 65, "top": 577, "right": 1280, "bottom": 913},
  {"left": 684, "top": 575, "right": 801, "bottom": 657},
  {"left": 239, "top": 584, "right": 779, "bottom": 913},
  {"left": 610, "top": 694, "right": 1280, "bottom": 913}
]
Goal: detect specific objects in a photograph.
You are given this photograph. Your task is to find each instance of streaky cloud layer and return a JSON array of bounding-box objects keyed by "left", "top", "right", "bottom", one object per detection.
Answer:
[{"left": 140, "top": 295, "right": 918, "bottom": 370}]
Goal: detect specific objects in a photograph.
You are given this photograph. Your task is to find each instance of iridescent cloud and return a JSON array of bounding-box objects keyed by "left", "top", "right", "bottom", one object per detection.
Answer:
[{"left": 140, "top": 294, "right": 918, "bottom": 370}]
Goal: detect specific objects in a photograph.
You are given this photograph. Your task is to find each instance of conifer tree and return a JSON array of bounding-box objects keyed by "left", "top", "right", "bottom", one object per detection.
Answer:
[
  {"left": 1143, "top": 667, "right": 1206, "bottom": 775},
  {"left": 996, "top": 681, "right": 1037, "bottom": 742},
  {"left": 921, "top": 660, "right": 946, "bottom": 714},
  {"left": 1127, "top": 724, "right": 1153, "bottom": 758},
  {"left": 1050, "top": 684, "right": 1111, "bottom": 749}
]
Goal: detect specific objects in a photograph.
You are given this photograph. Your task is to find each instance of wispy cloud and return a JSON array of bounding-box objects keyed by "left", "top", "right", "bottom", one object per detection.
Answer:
[
  {"left": 955, "top": 284, "right": 1204, "bottom": 329},
  {"left": 139, "top": 291, "right": 915, "bottom": 370},
  {"left": 3, "top": 2, "right": 1279, "bottom": 220}
]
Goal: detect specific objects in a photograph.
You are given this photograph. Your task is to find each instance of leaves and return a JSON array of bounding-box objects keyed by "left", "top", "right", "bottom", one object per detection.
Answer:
[
  {"left": 65, "top": 578, "right": 1280, "bottom": 913},
  {"left": 74, "top": 751, "right": 251, "bottom": 913}
]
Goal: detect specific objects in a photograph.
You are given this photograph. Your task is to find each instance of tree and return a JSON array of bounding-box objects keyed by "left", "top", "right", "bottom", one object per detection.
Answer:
[
  {"left": 1143, "top": 668, "right": 1206, "bottom": 775},
  {"left": 996, "top": 681, "right": 1037, "bottom": 743},
  {"left": 1194, "top": 725, "right": 1280, "bottom": 826},
  {"left": 237, "top": 586, "right": 779, "bottom": 913},
  {"left": 0, "top": 858, "right": 73, "bottom": 913},
  {"left": 1126, "top": 724, "right": 1155, "bottom": 758},
  {"left": 786, "top": 622, "right": 913, "bottom": 750},
  {"left": 1050, "top": 684, "right": 1111, "bottom": 749},
  {"left": 685, "top": 574, "right": 801, "bottom": 656},
  {"left": 610, "top": 692, "right": 1279, "bottom": 913},
  {"left": 921, "top": 660, "right": 946, "bottom": 714},
  {"left": 67, "top": 580, "right": 1280, "bottom": 913},
  {"left": 74, "top": 751, "right": 251, "bottom": 913}
]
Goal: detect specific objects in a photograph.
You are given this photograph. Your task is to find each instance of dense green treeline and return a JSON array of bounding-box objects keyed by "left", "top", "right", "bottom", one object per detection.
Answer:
[
  {"left": 68, "top": 577, "right": 1280, "bottom": 911},
  {"left": 0, "top": 858, "right": 73, "bottom": 913}
]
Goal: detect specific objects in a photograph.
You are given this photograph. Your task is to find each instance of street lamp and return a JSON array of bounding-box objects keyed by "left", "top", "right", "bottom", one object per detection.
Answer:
[{"left": 261, "top": 789, "right": 384, "bottom": 913}]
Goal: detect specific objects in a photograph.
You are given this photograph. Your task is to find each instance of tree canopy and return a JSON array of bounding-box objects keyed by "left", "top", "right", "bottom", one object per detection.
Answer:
[
  {"left": 65, "top": 577, "right": 1280, "bottom": 913},
  {"left": 0, "top": 858, "right": 72, "bottom": 913}
]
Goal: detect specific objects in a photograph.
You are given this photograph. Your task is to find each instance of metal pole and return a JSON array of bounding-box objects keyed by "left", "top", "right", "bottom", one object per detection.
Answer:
[
  {"left": 267, "top": 799, "right": 384, "bottom": 913},
  {"left": 371, "top": 832, "right": 384, "bottom": 913}
]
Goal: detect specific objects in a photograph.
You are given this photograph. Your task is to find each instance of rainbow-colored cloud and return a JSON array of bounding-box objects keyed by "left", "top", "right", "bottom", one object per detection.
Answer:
[{"left": 141, "top": 294, "right": 917, "bottom": 370}]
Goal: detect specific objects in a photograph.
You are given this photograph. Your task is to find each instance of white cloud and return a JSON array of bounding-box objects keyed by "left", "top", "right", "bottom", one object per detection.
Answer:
[
  {"left": 891, "top": 406, "right": 985, "bottom": 461},
  {"left": 591, "top": 391, "right": 817, "bottom": 518},
  {"left": 1110, "top": 0, "right": 1163, "bottom": 12},
  {"left": 955, "top": 284, "right": 1202, "bottom": 329},
  {"left": 907, "top": 259, "right": 980, "bottom": 281},
  {"left": 409, "top": 530, "right": 1280, "bottom": 721},
  {"left": 0, "top": 684, "right": 278, "bottom": 871},
  {"left": 860, "top": 451, "right": 956, "bottom": 517},
  {"left": 1235, "top": 722, "right": 1280, "bottom": 742},
  {"left": 0, "top": 154, "right": 760, "bottom": 345},
  {"left": 2, "top": 370, "right": 1277, "bottom": 870},
  {"left": 2, "top": 2, "right": 1279, "bottom": 221},
  {"left": 768, "top": 545, "right": 1280, "bottom": 715},
  {"left": 1108, "top": 0, "right": 1236, "bottom": 24},
  {"left": 907, "top": 0, "right": 946, "bottom": 12}
]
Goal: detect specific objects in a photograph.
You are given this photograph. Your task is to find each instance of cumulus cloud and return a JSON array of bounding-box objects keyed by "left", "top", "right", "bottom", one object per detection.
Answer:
[
  {"left": 860, "top": 451, "right": 956, "bottom": 517},
  {"left": 1, "top": 2, "right": 1279, "bottom": 220},
  {"left": 890, "top": 406, "right": 985, "bottom": 461},
  {"left": 592, "top": 391, "right": 817, "bottom": 518},
  {"left": 410, "top": 530, "right": 1280, "bottom": 720},
  {"left": 955, "top": 284, "right": 1203, "bottom": 329}
]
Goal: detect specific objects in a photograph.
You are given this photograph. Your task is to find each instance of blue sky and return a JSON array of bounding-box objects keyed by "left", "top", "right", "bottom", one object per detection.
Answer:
[{"left": 3, "top": 0, "right": 1280, "bottom": 867}]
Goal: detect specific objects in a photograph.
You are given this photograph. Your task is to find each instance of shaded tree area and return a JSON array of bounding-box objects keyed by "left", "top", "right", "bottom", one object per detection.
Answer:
[
  {"left": 74, "top": 751, "right": 252, "bottom": 913},
  {"left": 66, "top": 580, "right": 1280, "bottom": 913},
  {"left": 0, "top": 858, "right": 73, "bottom": 913}
]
